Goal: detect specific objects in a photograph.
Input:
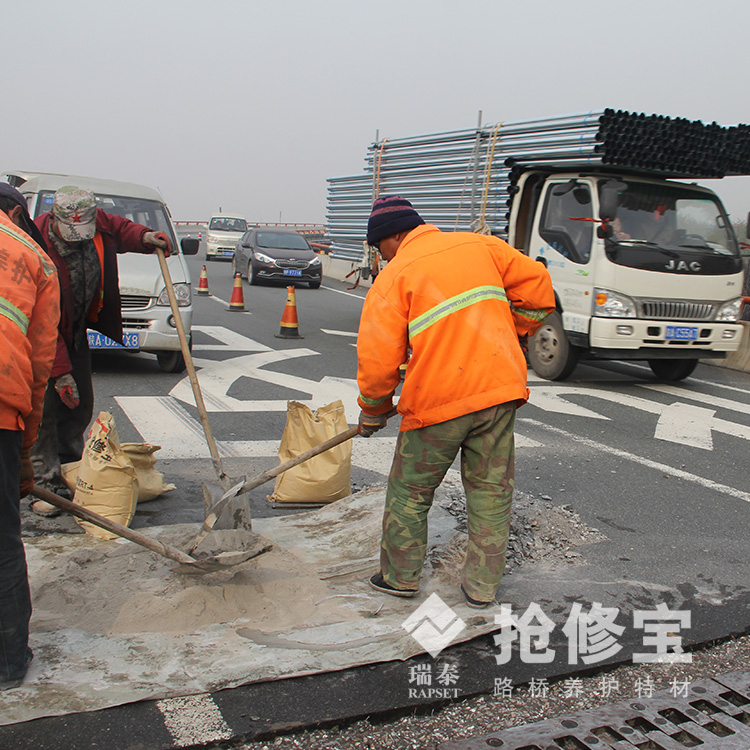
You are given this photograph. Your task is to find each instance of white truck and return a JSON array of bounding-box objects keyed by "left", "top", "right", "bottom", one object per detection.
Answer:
[
  {"left": 508, "top": 168, "right": 744, "bottom": 380},
  {"left": 326, "top": 109, "right": 749, "bottom": 380}
]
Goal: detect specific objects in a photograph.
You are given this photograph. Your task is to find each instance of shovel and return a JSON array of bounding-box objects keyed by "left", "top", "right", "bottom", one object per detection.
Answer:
[
  {"left": 156, "top": 245, "right": 253, "bottom": 532},
  {"left": 190, "top": 408, "right": 398, "bottom": 554},
  {"left": 30, "top": 486, "right": 270, "bottom": 572}
]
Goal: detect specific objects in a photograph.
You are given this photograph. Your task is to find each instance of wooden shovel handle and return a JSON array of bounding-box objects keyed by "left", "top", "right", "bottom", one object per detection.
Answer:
[
  {"left": 243, "top": 407, "right": 399, "bottom": 493},
  {"left": 155, "top": 247, "right": 229, "bottom": 489},
  {"left": 31, "top": 485, "right": 196, "bottom": 566}
]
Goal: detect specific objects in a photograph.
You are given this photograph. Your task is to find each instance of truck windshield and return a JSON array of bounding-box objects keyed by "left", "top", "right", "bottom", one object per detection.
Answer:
[
  {"left": 35, "top": 190, "right": 180, "bottom": 253},
  {"left": 603, "top": 180, "right": 739, "bottom": 257}
]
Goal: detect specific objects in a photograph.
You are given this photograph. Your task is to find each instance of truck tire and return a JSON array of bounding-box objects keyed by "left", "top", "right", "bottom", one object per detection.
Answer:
[
  {"left": 528, "top": 311, "right": 580, "bottom": 381},
  {"left": 648, "top": 359, "right": 698, "bottom": 381},
  {"left": 156, "top": 335, "right": 192, "bottom": 374}
]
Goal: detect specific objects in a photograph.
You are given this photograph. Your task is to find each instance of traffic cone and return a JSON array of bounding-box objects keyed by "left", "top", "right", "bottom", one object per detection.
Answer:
[
  {"left": 275, "top": 285, "right": 303, "bottom": 339},
  {"left": 197, "top": 265, "right": 210, "bottom": 295},
  {"left": 229, "top": 273, "right": 245, "bottom": 311}
]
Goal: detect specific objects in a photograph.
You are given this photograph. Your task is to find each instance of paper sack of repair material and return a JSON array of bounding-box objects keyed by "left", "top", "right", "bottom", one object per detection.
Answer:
[
  {"left": 268, "top": 400, "right": 352, "bottom": 504},
  {"left": 63, "top": 442, "right": 175, "bottom": 503},
  {"left": 72, "top": 411, "right": 138, "bottom": 539}
]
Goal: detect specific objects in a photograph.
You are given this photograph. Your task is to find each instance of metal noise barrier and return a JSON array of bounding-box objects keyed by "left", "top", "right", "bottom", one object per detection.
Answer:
[{"left": 326, "top": 108, "right": 750, "bottom": 262}]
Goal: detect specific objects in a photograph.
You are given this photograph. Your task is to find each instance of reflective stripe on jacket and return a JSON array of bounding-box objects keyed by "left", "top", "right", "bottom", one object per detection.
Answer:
[
  {"left": 0, "top": 211, "right": 60, "bottom": 446},
  {"left": 357, "top": 224, "right": 555, "bottom": 431}
]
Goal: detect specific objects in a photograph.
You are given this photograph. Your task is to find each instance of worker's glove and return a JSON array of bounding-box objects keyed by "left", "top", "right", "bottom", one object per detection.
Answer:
[
  {"left": 358, "top": 411, "right": 389, "bottom": 437},
  {"left": 143, "top": 231, "right": 172, "bottom": 256},
  {"left": 19, "top": 447, "right": 34, "bottom": 499},
  {"left": 54, "top": 373, "right": 80, "bottom": 409}
]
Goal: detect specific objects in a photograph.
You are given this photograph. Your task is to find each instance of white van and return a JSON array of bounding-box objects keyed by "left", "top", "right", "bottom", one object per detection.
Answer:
[
  {"left": 2, "top": 170, "right": 199, "bottom": 372},
  {"left": 205, "top": 214, "right": 248, "bottom": 259}
]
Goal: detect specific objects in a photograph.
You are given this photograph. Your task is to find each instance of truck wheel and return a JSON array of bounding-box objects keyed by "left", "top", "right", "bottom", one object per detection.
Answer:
[
  {"left": 528, "top": 311, "right": 579, "bottom": 380},
  {"left": 156, "top": 335, "right": 192, "bottom": 374},
  {"left": 648, "top": 359, "right": 698, "bottom": 381}
]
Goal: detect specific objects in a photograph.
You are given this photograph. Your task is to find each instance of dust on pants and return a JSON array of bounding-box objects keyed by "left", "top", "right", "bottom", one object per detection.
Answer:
[{"left": 380, "top": 402, "right": 515, "bottom": 602}]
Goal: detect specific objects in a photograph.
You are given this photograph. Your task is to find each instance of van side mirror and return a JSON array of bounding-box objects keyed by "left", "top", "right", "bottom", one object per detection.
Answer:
[{"left": 181, "top": 237, "right": 200, "bottom": 255}]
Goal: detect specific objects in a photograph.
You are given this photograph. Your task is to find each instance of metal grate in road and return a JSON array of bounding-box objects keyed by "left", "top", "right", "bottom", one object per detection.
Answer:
[{"left": 438, "top": 670, "right": 750, "bottom": 749}]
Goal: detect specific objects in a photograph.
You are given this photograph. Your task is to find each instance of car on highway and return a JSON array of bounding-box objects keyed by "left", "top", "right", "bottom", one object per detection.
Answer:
[
  {"left": 233, "top": 228, "right": 323, "bottom": 288},
  {"left": 1, "top": 170, "right": 199, "bottom": 373},
  {"left": 205, "top": 214, "right": 248, "bottom": 260}
]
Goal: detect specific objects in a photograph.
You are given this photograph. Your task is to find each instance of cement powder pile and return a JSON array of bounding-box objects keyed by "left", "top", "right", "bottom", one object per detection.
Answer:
[{"left": 5, "top": 485, "right": 606, "bottom": 727}]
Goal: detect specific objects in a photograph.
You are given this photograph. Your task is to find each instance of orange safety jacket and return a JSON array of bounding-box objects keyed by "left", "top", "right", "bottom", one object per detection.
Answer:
[
  {"left": 357, "top": 224, "right": 555, "bottom": 432},
  {"left": 0, "top": 210, "right": 60, "bottom": 448}
]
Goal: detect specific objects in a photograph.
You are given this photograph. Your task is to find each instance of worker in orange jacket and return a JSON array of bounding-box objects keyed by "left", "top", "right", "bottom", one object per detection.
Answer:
[
  {"left": 0, "top": 183, "right": 60, "bottom": 689},
  {"left": 357, "top": 196, "right": 555, "bottom": 608}
]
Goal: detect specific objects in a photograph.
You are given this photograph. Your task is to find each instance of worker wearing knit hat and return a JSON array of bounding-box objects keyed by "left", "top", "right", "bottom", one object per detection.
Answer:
[{"left": 366, "top": 196, "right": 425, "bottom": 257}]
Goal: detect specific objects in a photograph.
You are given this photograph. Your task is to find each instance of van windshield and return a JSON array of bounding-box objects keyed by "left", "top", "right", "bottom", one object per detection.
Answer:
[
  {"left": 35, "top": 191, "right": 179, "bottom": 253},
  {"left": 209, "top": 217, "right": 247, "bottom": 232}
]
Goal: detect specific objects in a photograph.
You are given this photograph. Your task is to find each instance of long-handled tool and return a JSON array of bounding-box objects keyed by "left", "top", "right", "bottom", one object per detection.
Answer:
[
  {"left": 190, "top": 408, "right": 398, "bottom": 554},
  {"left": 31, "top": 486, "right": 269, "bottom": 571},
  {"left": 155, "top": 246, "right": 233, "bottom": 492},
  {"left": 156, "top": 246, "right": 255, "bottom": 534}
]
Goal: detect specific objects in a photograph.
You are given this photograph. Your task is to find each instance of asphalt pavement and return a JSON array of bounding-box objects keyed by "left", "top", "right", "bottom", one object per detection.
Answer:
[{"left": 6, "top": 237, "right": 750, "bottom": 749}]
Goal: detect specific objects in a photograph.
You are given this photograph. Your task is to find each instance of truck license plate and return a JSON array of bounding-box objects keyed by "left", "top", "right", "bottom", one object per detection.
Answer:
[
  {"left": 87, "top": 331, "right": 140, "bottom": 349},
  {"left": 283, "top": 269, "right": 302, "bottom": 277},
  {"left": 665, "top": 326, "right": 698, "bottom": 341}
]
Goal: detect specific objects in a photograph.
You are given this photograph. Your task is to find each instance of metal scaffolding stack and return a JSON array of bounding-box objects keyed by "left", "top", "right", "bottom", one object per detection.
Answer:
[{"left": 326, "top": 108, "right": 750, "bottom": 261}]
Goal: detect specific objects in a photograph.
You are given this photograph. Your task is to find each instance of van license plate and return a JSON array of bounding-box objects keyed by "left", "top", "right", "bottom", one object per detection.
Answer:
[
  {"left": 283, "top": 269, "right": 302, "bottom": 277},
  {"left": 88, "top": 331, "right": 140, "bottom": 349},
  {"left": 665, "top": 326, "right": 698, "bottom": 341}
]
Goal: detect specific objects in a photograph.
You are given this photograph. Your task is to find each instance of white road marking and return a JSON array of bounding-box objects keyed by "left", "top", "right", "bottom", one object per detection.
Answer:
[
  {"left": 641, "top": 383, "right": 750, "bottom": 415},
  {"left": 522, "top": 417, "right": 750, "bottom": 504},
  {"left": 169, "top": 349, "right": 362, "bottom": 420},
  {"left": 156, "top": 694, "right": 232, "bottom": 745},
  {"left": 116, "top": 395, "right": 540, "bottom": 463},
  {"left": 321, "top": 328, "right": 358, "bottom": 337},
  {"left": 653, "top": 402, "right": 715, "bottom": 450},
  {"left": 191, "top": 325, "right": 270, "bottom": 351},
  {"left": 528, "top": 383, "right": 750, "bottom": 450},
  {"left": 321, "top": 284, "right": 367, "bottom": 300}
]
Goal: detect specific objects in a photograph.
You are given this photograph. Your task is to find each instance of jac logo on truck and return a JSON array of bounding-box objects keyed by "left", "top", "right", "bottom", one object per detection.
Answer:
[{"left": 665, "top": 259, "right": 701, "bottom": 272}]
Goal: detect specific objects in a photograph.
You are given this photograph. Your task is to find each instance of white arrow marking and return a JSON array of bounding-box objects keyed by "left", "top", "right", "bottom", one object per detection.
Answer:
[
  {"left": 169, "top": 349, "right": 364, "bottom": 421},
  {"left": 191, "top": 325, "right": 270, "bottom": 352},
  {"left": 642, "top": 383, "right": 750, "bottom": 416},
  {"left": 528, "top": 384, "right": 749, "bottom": 450},
  {"left": 653, "top": 402, "right": 716, "bottom": 450}
]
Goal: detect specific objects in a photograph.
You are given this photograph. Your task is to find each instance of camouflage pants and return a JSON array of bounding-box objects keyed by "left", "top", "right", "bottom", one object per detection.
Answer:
[{"left": 380, "top": 402, "right": 516, "bottom": 602}]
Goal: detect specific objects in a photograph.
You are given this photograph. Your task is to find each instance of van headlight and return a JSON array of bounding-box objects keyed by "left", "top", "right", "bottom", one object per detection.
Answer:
[
  {"left": 715, "top": 297, "right": 741, "bottom": 322},
  {"left": 592, "top": 288, "right": 636, "bottom": 318},
  {"left": 310, "top": 256, "right": 322, "bottom": 265},
  {"left": 157, "top": 283, "right": 192, "bottom": 307}
]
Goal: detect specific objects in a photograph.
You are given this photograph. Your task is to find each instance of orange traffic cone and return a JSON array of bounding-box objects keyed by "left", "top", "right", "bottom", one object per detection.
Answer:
[
  {"left": 229, "top": 273, "right": 245, "bottom": 311},
  {"left": 197, "top": 265, "right": 210, "bottom": 295},
  {"left": 275, "top": 285, "right": 303, "bottom": 339}
]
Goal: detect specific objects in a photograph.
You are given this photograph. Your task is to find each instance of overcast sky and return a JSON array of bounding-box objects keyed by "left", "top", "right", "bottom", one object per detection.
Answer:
[{"left": 4, "top": 0, "right": 750, "bottom": 227}]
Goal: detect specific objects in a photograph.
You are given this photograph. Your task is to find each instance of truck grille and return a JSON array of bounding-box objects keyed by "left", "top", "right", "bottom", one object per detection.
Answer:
[
  {"left": 121, "top": 294, "right": 153, "bottom": 310},
  {"left": 639, "top": 299, "right": 714, "bottom": 321}
]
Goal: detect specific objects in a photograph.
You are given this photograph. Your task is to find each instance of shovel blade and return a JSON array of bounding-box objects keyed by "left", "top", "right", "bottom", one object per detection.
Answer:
[{"left": 202, "top": 480, "right": 253, "bottom": 531}]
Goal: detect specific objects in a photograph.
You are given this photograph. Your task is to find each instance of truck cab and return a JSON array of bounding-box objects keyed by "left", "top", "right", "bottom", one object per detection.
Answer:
[{"left": 509, "top": 169, "right": 745, "bottom": 380}]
